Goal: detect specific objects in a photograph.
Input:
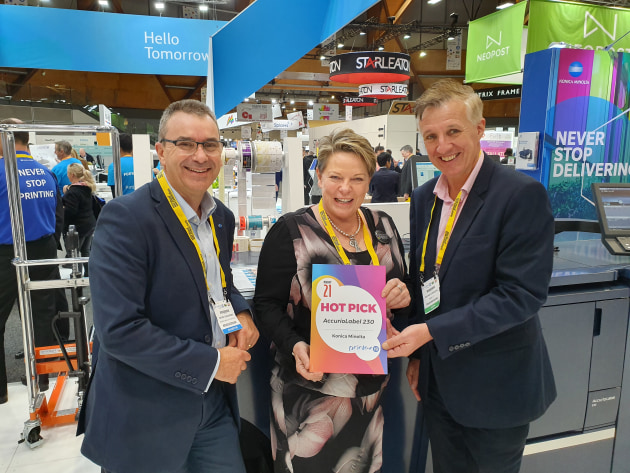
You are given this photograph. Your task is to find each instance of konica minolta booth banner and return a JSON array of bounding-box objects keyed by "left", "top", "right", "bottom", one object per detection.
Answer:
[{"left": 519, "top": 47, "right": 630, "bottom": 220}]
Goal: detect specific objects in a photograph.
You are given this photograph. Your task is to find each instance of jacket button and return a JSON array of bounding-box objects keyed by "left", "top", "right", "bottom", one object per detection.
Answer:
[
  {"left": 204, "top": 334, "right": 212, "bottom": 343},
  {"left": 175, "top": 371, "right": 181, "bottom": 378},
  {"left": 465, "top": 342, "right": 471, "bottom": 347},
  {"left": 186, "top": 375, "right": 192, "bottom": 382},
  {"left": 448, "top": 346, "right": 454, "bottom": 352},
  {"left": 192, "top": 378, "right": 198, "bottom": 385}
]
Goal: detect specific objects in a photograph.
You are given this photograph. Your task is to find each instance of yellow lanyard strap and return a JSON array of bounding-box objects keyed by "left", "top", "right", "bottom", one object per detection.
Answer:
[
  {"left": 318, "top": 200, "right": 379, "bottom": 266},
  {"left": 419, "top": 191, "right": 462, "bottom": 275},
  {"left": 157, "top": 171, "right": 227, "bottom": 297}
]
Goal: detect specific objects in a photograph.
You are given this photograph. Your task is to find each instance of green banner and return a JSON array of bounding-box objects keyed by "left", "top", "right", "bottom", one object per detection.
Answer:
[
  {"left": 528, "top": 0, "right": 630, "bottom": 54},
  {"left": 465, "top": 2, "right": 526, "bottom": 83}
]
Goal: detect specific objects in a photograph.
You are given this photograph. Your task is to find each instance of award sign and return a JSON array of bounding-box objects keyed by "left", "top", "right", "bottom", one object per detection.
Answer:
[{"left": 310, "top": 264, "right": 387, "bottom": 375}]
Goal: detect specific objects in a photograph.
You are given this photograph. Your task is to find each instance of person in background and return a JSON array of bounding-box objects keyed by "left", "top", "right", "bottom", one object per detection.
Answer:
[
  {"left": 79, "top": 148, "right": 95, "bottom": 164},
  {"left": 71, "top": 148, "right": 90, "bottom": 170},
  {"left": 254, "top": 128, "right": 410, "bottom": 473},
  {"left": 62, "top": 164, "right": 96, "bottom": 276},
  {"left": 51, "top": 140, "right": 81, "bottom": 195},
  {"left": 0, "top": 118, "right": 65, "bottom": 401},
  {"left": 78, "top": 99, "right": 258, "bottom": 473},
  {"left": 369, "top": 152, "right": 400, "bottom": 203},
  {"left": 383, "top": 79, "right": 556, "bottom": 473},
  {"left": 108, "top": 133, "right": 135, "bottom": 197},
  {"left": 303, "top": 148, "right": 315, "bottom": 205},
  {"left": 398, "top": 144, "right": 415, "bottom": 200},
  {"left": 501, "top": 147, "right": 514, "bottom": 164}
]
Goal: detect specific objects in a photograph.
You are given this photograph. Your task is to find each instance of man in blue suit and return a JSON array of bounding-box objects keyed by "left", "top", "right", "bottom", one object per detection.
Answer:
[
  {"left": 383, "top": 80, "right": 556, "bottom": 473},
  {"left": 369, "top": 151, "right": 400, "bottom": 203},
  {"left": 78, "top": 100, "right": 259, "bottom": 473}
]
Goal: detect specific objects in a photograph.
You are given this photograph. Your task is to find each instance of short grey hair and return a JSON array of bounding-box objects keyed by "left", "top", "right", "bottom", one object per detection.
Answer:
[
  {"left": 400, "top": 145, "right": 413, "bottom": 154},
  {"left": 158, "top": 100, "right": 218, "bottom": 141},
  {"left": 415, "top": 79, "right": 483, "bottom": 125},
  {"left": 55, "top": 140, "right": 73, "bottom": 156}
]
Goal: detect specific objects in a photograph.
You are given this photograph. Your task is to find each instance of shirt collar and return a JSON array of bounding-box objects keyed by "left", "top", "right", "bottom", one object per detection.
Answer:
[
  {"left": 163, "top": 175, "right": 216, "bottom": 223},
  {"left": 434, "top": 150, "right": 484, "bottom": 202}
]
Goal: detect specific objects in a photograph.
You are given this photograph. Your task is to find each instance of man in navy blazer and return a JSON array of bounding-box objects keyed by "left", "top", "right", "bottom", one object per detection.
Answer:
[
  {"left": 383, "top": 80, "right": 556, "bottom": 473},
  {"left": 369, "top": 152, "right": 400, "bottom": 203},
  {"left": 78, "top": 100, "right": 258, "bottom": 473}
]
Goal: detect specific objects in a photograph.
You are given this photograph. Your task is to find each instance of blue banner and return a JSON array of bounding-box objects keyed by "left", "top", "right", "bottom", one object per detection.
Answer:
[
  {"left": 0, "top": 4, "right": 225, "bottom": 75},
  {"left": 211, "top": 0, "right": 378, "bottom": 117}
]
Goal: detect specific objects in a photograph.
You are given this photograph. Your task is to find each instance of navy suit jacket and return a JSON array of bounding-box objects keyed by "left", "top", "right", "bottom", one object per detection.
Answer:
[
  {"left": 78, "top": 179, "right": 249, "bottom": 472},
  {"left": 369, "top": 168, "right": 400, "bottom": 203},
  {"left": 409, "top": 156, "right": 556, "bottom": 429}
]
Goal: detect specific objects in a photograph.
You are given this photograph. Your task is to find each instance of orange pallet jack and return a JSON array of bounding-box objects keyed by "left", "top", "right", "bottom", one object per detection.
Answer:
[{"left": 15, "top": 228, "right": 92, "bottom": 448}]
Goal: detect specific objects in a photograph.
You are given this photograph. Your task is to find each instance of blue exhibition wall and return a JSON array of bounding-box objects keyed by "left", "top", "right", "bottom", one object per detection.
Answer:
[
  {"left": 520, "top": 48, "right": 630, "bottom": 219},
  {"left": 0, "top": 4, "right": 226, "bottom": 76}
]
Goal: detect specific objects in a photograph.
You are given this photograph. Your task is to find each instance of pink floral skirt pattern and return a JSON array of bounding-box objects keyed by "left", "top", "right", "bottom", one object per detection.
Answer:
[{"left": 269, "top": 364, "right": 387, "bottom": 473}]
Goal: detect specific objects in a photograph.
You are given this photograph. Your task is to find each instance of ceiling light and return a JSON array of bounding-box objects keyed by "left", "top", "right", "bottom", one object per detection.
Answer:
[
  {"left": 199, "top": 4, "right": 208, "bottom": 11},
  {"left": 403, "top": 34, "right": 411, "bottom": 39},
  {"left": 378, "top": 46, "right": 385, "bottom": 51},
  {"left": 448, "top": 36, "right": 455, "bottom": 41},
  {"left": 308, "top": 100, "right": 314, "bottom": 106},
  {"left": 320, "top": 55, "right": 326, "bottom": 60},
  {"left": 244, "top": 98, "right": 249, "bottom": 102},
  {"left": 331, "top": 95, "right": 335, "bottom": 99},
  {"left": 290, "top": 99, "right": 295, "bottom": 104},
  {"left": 427, "top": 0, "right": 442, "bottom": 4},
  {"left": 359, "top": 31, "right": 366, "bottom": 36},
  {"left": 419, "top": 51, "right": 427, "bottom": 57},
  {"left": 98, "top": 0, "right": 108, "bottom": 5},
  {"left": 293, "top": 108, "right": 297, "bottom": 111},
  {"left": 496, "top": 1, "right": 514, "bottom": 9},
  {"left": 338, "top": 43, "right": 344, "bottom": 48},
  {"left": 155, "top": 2, "right": 165, "bottom": 10}
]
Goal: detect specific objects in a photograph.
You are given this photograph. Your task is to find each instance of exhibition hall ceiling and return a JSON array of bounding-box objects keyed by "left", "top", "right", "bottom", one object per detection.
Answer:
[{"left": 1, "top": 0, "right": 529, "bottom": 117}]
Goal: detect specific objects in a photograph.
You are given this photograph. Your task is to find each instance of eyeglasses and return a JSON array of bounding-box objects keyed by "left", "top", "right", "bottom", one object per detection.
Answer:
[{"left": 161, "top": 138, "right": 224, "bottom": 156}]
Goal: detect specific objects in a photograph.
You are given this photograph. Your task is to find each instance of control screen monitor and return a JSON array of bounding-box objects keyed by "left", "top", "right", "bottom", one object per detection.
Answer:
[
  {"left": 591, "top": 183, "right": 630, "bottom": 255},
  {"left": 412, "top": 161, "right": 441, "bottom": 189}
]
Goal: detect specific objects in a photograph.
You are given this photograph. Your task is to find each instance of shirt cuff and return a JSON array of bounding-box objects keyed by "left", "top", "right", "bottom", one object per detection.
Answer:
[{"left": 204, "top": 348, "right": 220, "bottom": 392}]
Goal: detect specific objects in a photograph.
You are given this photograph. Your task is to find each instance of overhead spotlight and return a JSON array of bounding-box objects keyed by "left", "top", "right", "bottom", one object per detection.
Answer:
[
  {"left": 338, "top": 43, "right": 344, "bottom": 48},
  {"left": 308, "top": 100, "right": 314, "bottom": 106},
  {"left": 427, "top": 0, "right": 442, "bottom": 4},
  {"left": 98, "top": 0, "right": 108, "bottom": 5},
  {"left": 290, "top": 99, "right": 295, "bottom": 104},
  {"left": 320, "top": 55, "right": 326, "bottom": 60},
  {"left": 331, "top": 95, "right": 335, "bottom": 99},
  {"left": 419, "top": 51, "right": 427, "bottom": 57},
  {"left": 359, "top": 31, "right": 366, "bottom": 36},
  {"left": 378, "top": 46, "right": 385, "bottom": 51},
  {"left": 199, "top": 4, "right": 208, "bottom": 11},
  {"left": 293, "top": 108, "right": 297, "bottom": 111},
  {"left": 448, "top": 35, "right": 455, "bottom": 41},
  {"left": 155, "top": 2, "right": 165, "bottom": 10},
  {"left": 403, "top": 34, "right": 411, "bottom": 39},
  {"left": 496, "top": 1, "right": 514, "bottom": 9},
  {"left": 244, "top": 98, "right": 249, "bottom": 102}
]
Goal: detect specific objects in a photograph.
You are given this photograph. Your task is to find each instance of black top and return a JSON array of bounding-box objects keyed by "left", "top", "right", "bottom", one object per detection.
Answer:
[
  {"left": 369, "top": 168, "right": 400, "bottom": 203},
  {"left": 62, "top": 184, "right": 96, "bottom": 234}
]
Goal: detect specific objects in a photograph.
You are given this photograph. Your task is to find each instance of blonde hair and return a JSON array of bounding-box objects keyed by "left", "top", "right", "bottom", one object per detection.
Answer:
[
  {"left": 415, "top": 79, "right": 483, "bottom": 125},
  {"left": 67, "top": 163, "right": 96, "bottom": 193},
  {"left": 316, "top": 128, "right": 377, "bottom": 177}
]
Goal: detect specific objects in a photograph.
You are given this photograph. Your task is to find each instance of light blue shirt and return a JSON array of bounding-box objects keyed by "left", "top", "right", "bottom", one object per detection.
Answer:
[{"left": 167, "top": 178, "right": 224, "bottom": 390}]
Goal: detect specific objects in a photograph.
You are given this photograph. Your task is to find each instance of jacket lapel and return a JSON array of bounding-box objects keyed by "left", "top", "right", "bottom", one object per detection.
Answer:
[
  {"left": 150, "top": 180, "right": 210, "bottom": 315},
  {"left": 437, "top": 156, "right": 494, "bottom": 281}
]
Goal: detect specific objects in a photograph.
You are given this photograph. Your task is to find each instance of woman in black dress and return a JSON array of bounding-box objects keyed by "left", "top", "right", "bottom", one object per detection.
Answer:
[
  {"left": 254, "top": 129, "right": 411, "bottom": 473},
  {"left": 62, "top": 163, "right": 96, "bottom": 275}
]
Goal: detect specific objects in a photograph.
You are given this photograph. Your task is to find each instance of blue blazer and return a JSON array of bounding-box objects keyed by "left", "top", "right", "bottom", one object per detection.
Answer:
[
  {"left": 369, "top": 168, "right": 400, "bottom": 203},
  {"left": 78, "top": 179, "right": 249, "bottom": 472},
  {"left": 409, "top": 156, "right": 556, "bottom": 429}
]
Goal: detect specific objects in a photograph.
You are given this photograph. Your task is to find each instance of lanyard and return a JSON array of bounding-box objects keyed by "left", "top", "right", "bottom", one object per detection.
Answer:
[
  {"left": 157, "top": 171, "right": 228, "bottom": 299},
  {"left": 318, "top": 200, "right": 379, "bottom": 266},
  {"left": 419, "top": 190, "right": 462, "bottom": 278}
]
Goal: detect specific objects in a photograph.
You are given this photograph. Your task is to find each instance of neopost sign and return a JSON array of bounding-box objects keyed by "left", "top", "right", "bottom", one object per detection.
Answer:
[
  {"left": 528, "top": 0, "right": 630, "bottom": 54},
  {"left": 465, "top": 2, "right": 526, "bottom": 83}
]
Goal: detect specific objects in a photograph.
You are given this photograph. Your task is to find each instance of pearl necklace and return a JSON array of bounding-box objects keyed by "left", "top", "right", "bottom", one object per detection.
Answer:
[{"left": 328, "top": 212, "right": 362, "bottom": 252}]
